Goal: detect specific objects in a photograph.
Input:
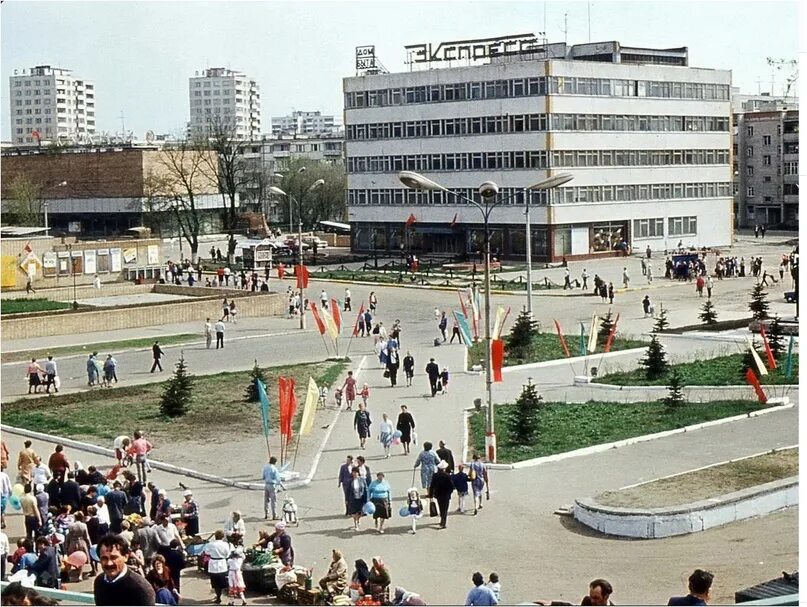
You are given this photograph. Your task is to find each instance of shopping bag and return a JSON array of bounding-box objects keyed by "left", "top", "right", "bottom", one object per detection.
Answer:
[
  {"left": 428, "top": 499, "right": 438, "bottom": 517},
  {"left": 54, "top": 376, "right": 61, "bottom": 389}
]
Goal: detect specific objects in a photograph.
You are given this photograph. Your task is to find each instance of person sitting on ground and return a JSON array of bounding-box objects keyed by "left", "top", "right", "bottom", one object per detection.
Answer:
[
  {"left": 393, "top": 586, "right": 427, "bottom": 606},
  {"left": 368, "top": 556, "right": 391, "bottom": 599},
  {"left": 667, "top": 569, "right": 714, "bottom": 606},
  {"left": 318, "top": 548, "right": 348, "bottom": 596}
]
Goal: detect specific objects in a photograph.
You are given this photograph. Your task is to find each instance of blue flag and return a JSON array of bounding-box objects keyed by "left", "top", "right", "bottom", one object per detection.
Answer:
[
  {"left": 453, "top": 311, "right": 474, "bottom": 348},
  {"left": 256, "top": 378, "right": 271, "bottom": 440},
  {"left": 785, "top": 336, "right": 795, "bottom": 379},
  {"left": 579, "top": 322, "right": 586, "bottom": 357}
]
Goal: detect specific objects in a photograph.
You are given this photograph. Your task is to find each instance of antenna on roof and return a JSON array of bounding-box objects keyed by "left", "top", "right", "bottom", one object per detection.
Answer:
[{"left": 560, "top": 12, "right": 569, "bottom": 46}]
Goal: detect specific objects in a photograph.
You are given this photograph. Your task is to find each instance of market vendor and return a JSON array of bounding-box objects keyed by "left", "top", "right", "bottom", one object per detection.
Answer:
[
  {"left": 267, "top": 521, "right": 294, "bottom": 566},
  {"left": 319, "top": 549, "right": 348, "bottom": 595},
  {"left": 224, "top": 510, "right": 246, "bottom": 546}
]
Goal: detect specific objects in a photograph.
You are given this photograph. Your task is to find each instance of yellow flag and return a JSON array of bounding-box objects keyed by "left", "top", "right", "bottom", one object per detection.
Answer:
[
  {"left": 323, "top": 306, "right": 339, "bottom": 342},
  {"left": 587, "top": 314, "right": 599, "bottom": 353},
  {"left": 749, "top": 343, "right": 769, "bottom": 376},
  {"left": 299, "top": 377, "right": 319, "bottom": 435},
  {"left": 492, "top": 306, "right": 506, "bottom": 339}
]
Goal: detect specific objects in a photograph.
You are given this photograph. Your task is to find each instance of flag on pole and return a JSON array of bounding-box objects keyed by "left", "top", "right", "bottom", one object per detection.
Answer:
[
  {"left": 299, "top": 377, "right": 319, "bottom": 435},
  {"left": 457, "top": 289, "right": 469, "bottom": 320},
  {"left": 471, "top": 289, "right": 481, "bottom": 340},
  {"left": 453, "top": 311, "right": 474, "bottom": 347},
  {"left": 579, "top": 323, "right": 586, "bottom": 357},
  {"left": 604, "top": 313, "right": 620, "bottom": 353},
  {"left": 745, "top": 368, "right": 768, "bottom": 403},
  {"left": 405, "top": 213, "right": 417, "bottom": 228},
  {"left": 553, "top": 319, "right": 570, "bottom": 358},
  {"left": 492, "top": 306, "right": 508, "bottom": 340},
  {"left": 759, "top": 326, "right": 777, "bottom": 370},
  {"left": 323, "top": 306, "right": 339, "bottom": 341},
  {"left": 309, "top": 303, "right": 327, "bottom": 335},
  {"left": 491, "top": 339, "right": 505, "bottom": 382},
  {"left": 587, "top": 314, "right": 599, "bottom": 354},
  {"left": 352, "top": 304, "right": 366, "bottom": 337},
  {"left": 749, "top": 343, "right": 769, "bottom": 376},
  {"left": 278, "top": 377, "right": 297, "bottom": 439},
  {"left": 256, "top": 378, "right": 271, "bottom": 441},
  {"left": 295, "top": 264, "right": 309, "bottom": 289},
  {"left": 785, "top": 336, "right": 795, "bottom": 379},
  {"left": 331, "top": 299, "right": 342, "bottom": 333}
]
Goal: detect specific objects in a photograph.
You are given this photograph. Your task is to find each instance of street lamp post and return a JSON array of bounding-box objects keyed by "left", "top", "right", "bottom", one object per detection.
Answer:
[
  {"left": 67, "top": 243, "right": 78, "bottom": 310},
  {"left": 399, "top": 171, "right": 572, "bottom": 463}
]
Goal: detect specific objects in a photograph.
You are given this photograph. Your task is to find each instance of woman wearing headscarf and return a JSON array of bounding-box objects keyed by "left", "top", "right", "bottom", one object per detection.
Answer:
[
  {"left": 368, "top": 556, "right": 391, "bottom": 598},
  {"left": 351, "top": 559, "right": 371, "bottom": 596},
  {"left": 429, "top": 460, "right": 455, "bottom": 529},
  {"left": 413, "top": 442, "right": 440, "bottom": 490},
  {"left": 346, "top": 467, "right": 368, "bottom": 532},
  {"left": 318, "top": 549, "right": 348, "bottom": 596},
  {"left": 393, "top": 586, "right": 427, "bottom": 606},
  {"left": 64, "top": 511, "right": 92, "bottom": 575}
]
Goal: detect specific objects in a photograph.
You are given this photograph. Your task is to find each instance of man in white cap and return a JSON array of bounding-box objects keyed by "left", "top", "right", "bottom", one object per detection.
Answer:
[
  {"left": 429, "top": 460, "right": 455, "bottom": 530},
  {"left": 268, "top": 521, "right": 294, "bottom": 566},
  {"left": 180, "top": 489, "right": 199, "bottom": 537}
]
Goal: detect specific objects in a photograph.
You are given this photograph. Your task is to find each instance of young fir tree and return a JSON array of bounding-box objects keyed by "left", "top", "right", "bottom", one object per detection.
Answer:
[
  {"left": 748, "top": 282, "right": 771, "bottom": 321},
  {"left": 640, "top": 333, "right": 669, "bottom": 380},
  {"left": 766, "top": 315, "right": 786, "bottom": 362},
  {"left": 507, "top": 378, "right": 543, "bottom": 445},
  {"left": 699, "top": 299, "right": 718, "bottom": 325},
  {"left": 653, "top": 304, "right": 670, "bottom": 333},
  {"left": 663, "top": 367, "right": 686, "bottom": 409},
  {"left": 508, "top": 308, "right": 539, "bottom": 360},
  {"left": 245, "top": 359, "right": 269, "bottom": 402},
  {"left": 160, "top": 352, "right": 194, "bottom": 418},
  {"left": 598, "top": 309, "right": 615, "bottom": 347}
]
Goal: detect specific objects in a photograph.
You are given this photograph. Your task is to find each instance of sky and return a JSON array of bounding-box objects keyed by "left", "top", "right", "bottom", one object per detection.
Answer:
[{"left": 0, "top": 0, "right": 801, "bottom": 140}]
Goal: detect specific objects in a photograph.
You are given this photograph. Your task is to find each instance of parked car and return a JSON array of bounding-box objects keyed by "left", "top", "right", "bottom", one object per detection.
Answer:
[
  {"left": 784, "top": 290, "right": 798, "bottom": 303},
  {"left": 284, "top": 238, "right": 311, "bottom": 251},
  {"left": 303, "top": 236, "right": 328, "bottom": 249}
]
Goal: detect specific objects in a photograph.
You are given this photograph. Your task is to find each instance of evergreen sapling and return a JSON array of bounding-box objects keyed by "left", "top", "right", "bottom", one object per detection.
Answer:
[
  {"left": 640, "top": 333, "right": 668, "bottom": 380},
  {"left": 160, "top": 352, "right": 194, "bottom": 417},
  {"left": 748, "top": 282, "right": 771, "bottom": 321},
  {"left": 699, "top": 299, "right": 718, "bottom": 325}
]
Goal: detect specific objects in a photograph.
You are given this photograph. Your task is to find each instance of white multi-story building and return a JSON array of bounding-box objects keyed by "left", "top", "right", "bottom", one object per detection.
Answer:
[
  {"left": 271, "top": 110, "right": 340, "bottom": 137},
  {"left": 343, "top": 39, "right": 733, "bottom": 261},
  {"left": 189, "top": 68, "right": 261, "bottom": 140},
  {"left": 8, "top": 65, "right": 96, "bottom": 145}
]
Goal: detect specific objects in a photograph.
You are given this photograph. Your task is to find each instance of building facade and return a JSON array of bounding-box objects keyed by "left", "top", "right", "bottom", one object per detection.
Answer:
[
  {"left": 343, "top": 39, "right": 733, "bottom": 261},
  {"left": 8, "top": 65, "right": 96, "bottom": 145},
  {"left": 731, "top": 93, "right": 798, "bottom": 229},
  {"left": 270, "top": 110, "right": 340, "bottom": 137},
  {"left": 189, "top": 68, "right": 261, "bottom": 140}
]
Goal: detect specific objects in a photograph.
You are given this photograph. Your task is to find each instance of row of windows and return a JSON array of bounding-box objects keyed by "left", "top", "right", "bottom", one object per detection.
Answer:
[
  {"left": 346, "top": 182, "right": 731, "bottom": 206},
  {"left": 347, "top": 148, "right": 730, "bottom": 173},
  {"left": 632, "top": 216, "right": 698, "bottom": 237},
  {"left": 345, "top": 113, "right": 730, "bottom": 140},
  {"left": 345, "top": 76, "right": 730, "bottom": 108},
  {"left": 12, "top": 78, "right": 52, "bottom": 86},
  {"left": 15, "top": 109, "right": 52, "bottom": 115}
]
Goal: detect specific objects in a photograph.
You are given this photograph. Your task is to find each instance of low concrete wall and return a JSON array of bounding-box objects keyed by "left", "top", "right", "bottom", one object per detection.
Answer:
[
  {"left": 573, "top": 476, "right": 798, "bottom": 538},
  {"left": 2, "top": 282, "right": 152, "bottom": 301},
  {"left": 1, "top": 292, "right": 286, "bottom": 340},
  {"left": 152, "top": 284, "right": 251, "bottom": 298}
]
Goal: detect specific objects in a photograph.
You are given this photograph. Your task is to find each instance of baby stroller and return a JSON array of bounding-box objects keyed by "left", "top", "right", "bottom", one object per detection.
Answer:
[{"left": 282, "top": 495, "right": 299, "bottom": 526}]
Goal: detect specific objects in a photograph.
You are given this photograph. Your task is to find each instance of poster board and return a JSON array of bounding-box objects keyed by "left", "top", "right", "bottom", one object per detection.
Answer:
[
  {"left": 122, "top": 248, "right": 137, "bottom": 264},
  {"left": 43, "top": 252, "right": 57, "bottom": 277},
  {"left": 147, "top": 245, "right": 159, "bottom": 265},
  {"left": 110, "top": 248, "right": 122, "bottom": 272},
  {"left": 84, "top": 250, "right": 97, "bottom": 274}
]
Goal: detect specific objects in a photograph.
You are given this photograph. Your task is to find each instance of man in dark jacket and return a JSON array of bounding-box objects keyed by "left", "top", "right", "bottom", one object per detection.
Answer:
[
  {"left": 425, "top": 358, "right": 440, "bottom": 397},
  {"left": 157, "top": 540, "right": 186, "bottom": 592},
  {"left": 30, "top": 537, "right": 60, "bottom": 588},
  {"left": 59, "top": 472, "right": 81, "bottom": 513},
  {"left": 435, "top": 441, "right": 455, "bottom": 474},
  {"left": 337, "top": 455, "right": 354, "bottom": 516},
  {"left": 428, "top": 461, "right": 455, "bottom": 529},
  {"left": 150, "top": 341, "right": 164, "bottom": 373},
  {"left": 105, "top": 482, "right": 128, "bottom": 533},
  {"left": 94, "top": 534, "right": 156, "bottom": 606}
]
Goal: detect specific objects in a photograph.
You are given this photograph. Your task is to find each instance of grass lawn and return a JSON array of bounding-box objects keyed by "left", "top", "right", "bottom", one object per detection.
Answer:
[
  {"left": 468, "top": 332, "right": 647, "bottom": 369},
  {"left": 1, "top": 361, "right": 346, "bottom": 445},
  {"left": 597, "top": 353, "right": 799, "bottom": 386},
  {"left": 597, "top": 448, "right": 798, "bottom": 508},
  {"left": 469, "top": 399, "right": 771, "bottom": 464},
  {"left": 1, "top": 299, "right": 72, "bottom": 315},
  {"left": 1, "top": 334, "right": 200, "bottom": 364}
]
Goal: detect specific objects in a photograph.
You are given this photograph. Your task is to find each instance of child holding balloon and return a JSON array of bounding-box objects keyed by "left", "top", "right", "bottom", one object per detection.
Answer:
[{"left": 403, "top": 488, "right": 423, "bottom": 534}]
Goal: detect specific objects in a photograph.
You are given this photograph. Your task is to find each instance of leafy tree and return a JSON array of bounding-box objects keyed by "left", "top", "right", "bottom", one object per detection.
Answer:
[
  {"left": 245, "top": 359, "right": 269, "bottom": 402},
  {"left": 699, "top": 299, "right": 718, "bottom": 325},
  {"left": 507, "top": 378, "right": 543, "bottom": 445},
  {"left": 748, "top": 282, "right": 770, "bottom": 321},
  {"left": 663, "top": 367, "right": 686, "bottom": 409},
  {"left": 273, "top": 157, "right": 347, "bottom": 231},
  {"left": 640, "top": 333, "right": 668, "bottom": 380},
  {"left": 4, "top": 175, "right": 43, "bottom": 226},
  {"left": 508, "top": 308, "right": 538, "bottom": 360},
  {"left": 766, "top": 315, "right": 786, "bottom": 361},
  {"left": 160, "top": 353, "right": 194, "bottom": 417},
  {"left": 653, "top": 304, "right": 670, "bottom": 333},
  {"left": 597, "top": 309, "right": 615, "bottom": 347}
]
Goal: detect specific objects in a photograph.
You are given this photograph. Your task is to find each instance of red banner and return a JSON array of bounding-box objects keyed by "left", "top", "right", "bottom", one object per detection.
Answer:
[
  {"left": 603, "top": 313, "right": 621, "bottom": 353},
  {"left": 405, "top": 213, "right": 417, "bottom": 228},
  {"left": 745, "top": 368, "right": 768, "bottom": 404},
  {"left": 295, "top": 264, "right": 309, "bottom": 289},
  {"left": 759, "top": 326, "right": 777, "bottom": 370},
  {"left": 352, "top": 304, "right": 365, "bottom": 337},
  {"left": 309, "top": 303, "right": 327, "bottom": 335},
  {"left": 553, "top": 320, "right": 571, "bottom": 358},
  {"left": 331, "top": 298, "right": 341, "bottom": 333},
  {"left": 492, "top": 339, "right": 505, "bottom": 383}
]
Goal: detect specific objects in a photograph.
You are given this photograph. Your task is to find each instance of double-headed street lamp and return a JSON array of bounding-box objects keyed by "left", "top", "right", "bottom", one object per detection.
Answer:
[
  {"left": 270, "top": 178, "right": 325, "bottom": 330},
  {"left": 398, "top": 170, "right": 572, "bottom": 463}
]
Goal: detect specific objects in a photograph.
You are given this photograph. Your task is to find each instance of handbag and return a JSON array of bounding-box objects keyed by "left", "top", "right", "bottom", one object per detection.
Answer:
[
  {"left": 412, "top": 432, "right": 418, "bottom": 446},
  {"left": 383, "top": 369, "right": 390, "bottom": 378},
  {"left": 428, "top": 499, "right": 438, "bottom": 517},
  {"left": 468, "top": 467, "right": 477, "bottom": 481}
]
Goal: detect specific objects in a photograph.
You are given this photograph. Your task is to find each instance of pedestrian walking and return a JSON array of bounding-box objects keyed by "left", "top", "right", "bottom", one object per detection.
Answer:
[
  {"left": 87, "top": 353, "right": 99, "bottom": 386},
  {"left": 696, "top": 275, "right": 705, "bottom": 297},
  {"left": 369, "top": 291, "right": 377, "bottom": 313},
  {"left": 396, "top": 405, "right": 416, "bottom": 455},
  {"left": 429, "top": 461, "right": 454, "bottom": 529},
  {"left": 414, "top": 442, "right": 440, "bottom": 490},
  {"left": 425, "top": 358, "right": 440, "bottom": 396},
  {"left": 43, "top": 355, "right": 58, "bottom": 394},
  {"left": 342, "top": 370, "right": 357, "bottom": 410},
  {"left": 622, "top": 267, "right": 630, "bottom": 288},
  {"left": 378, "top": 414, "right": 394, "bottom": 458},
  {"left": 215, "top": 319, "right": 225, "bottom": 349},
  {"left": 344, "top": 288, "right": 352, "bottom": 312},
  {"left": 386, "top": 344, "right": 400, "bottom": 387},
  {"left": 646, "top": 245, "right": 652, "bottom": 259},
  {"left": 581, "top": 268, "right": 589, "bottom": 290},
  {"left": 607, "top": 282, "right": 615, "bottom": 305},
  {"left": 405, "top": 488, "right": 423, "bottom": 534},
  {"left": 353, "top": 403, "right": 372, "bottom": 450},
  {"left": 642, "top": 295, "right": 652, "bottom": 318},
  {"left": 320, "top": 289, "right": 329, "bottom": 309},
  {"left": 438, "top": 312, "right": 448, "bottom": 342},
  {"left": 646, "top": 264, "right": 653, "bottom": 284},
  {"left": 363, "top": 310, "right": 373, "bottom": 337},
  {"left": 103, "top": 355, "right": 118, "bottom": 386},
  {"left": 754, "top": 224, "right": 760, "bottom": 239},
  {"left": 440, "top": 367, "right": 450, "bottom": 394},
  {"left": 25, "top": 276, "right": 36, "bottom": 294},
  {"left": 452, "top": 465, "right": 470, "bottom": 513},
  {"left": 204, "top": 318, "right": 213, "bottom": 349},
  {"left": 337, "top": 456, "right": 354, "bottom": 516},
  {"left": 468, "top": 454, "right": 488, "bottom": 514},
  {"left": 150, "top": 342, "right": 164, "bottom": 373},
  {"left": 368, "top": 472, "right": 391, "bottom": 534},
  {"left": 706, "top": 275, "right": 714, "bottom": 299},
  {"left": 563, "top": 268, "right": 572, "bottom": 290},
  {"left": 641, "top": 258, "right": 647, "bottom": 276},
  {"left": 229, "top": 300, "right": 238, "bottom": 323},
  {"left": 227, "top": 545, "right": 247, "bottom": 606},
  {"left": 450, "top": 318, "right": 462, "bottom": 343},
  {"left": 347, "top": 468, "right": 368, "bottom": 532},
  {"left": 222, "top": 298, "right": 230, "bottom": 322},
  {"left": 26, "top": 359, "right": 43, "bottom": 394},
  {"left": 761, "top": 225, "right": 767, "bottom": 238},
  {"left": 403, "top": 351, "right": 415, "bottom": 386}
]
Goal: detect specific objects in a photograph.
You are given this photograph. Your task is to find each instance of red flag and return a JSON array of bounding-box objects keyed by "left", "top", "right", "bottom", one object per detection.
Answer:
[
  {"left": 286, "top": 379, "right": 298, "bottom": 439},
  {"left": 450, "top": 213, "right": 458, "bottom": 227},
  {"left": 745, "top": 368, "right": 768, "bottom": 404},
  {"left": 309, "top": 303, "right": 327, "bottom": 335},
  {"left": 603, "top": 313, "right": 621, "bottom": 353},
  {"left": 331, "top": 298, "right": 341, "bottom": 333},
  {"left": 352, "top": 304, "right": 366, "bottom": 337},
  {"left": 553, "top": 319, "right": 571, "bottom": 358},
  {"left": 278, "top": 377, "right": 289, "bottom": 438},
  {"left": 278, "top": 377, "right": 297, "bottom": 439},
  {"left": 759, "top": 326, "right": 777, "bottom": 370},
  {"left": 295, "top": 264, "right": 309, "bottom": 289},
  {"left": 491, "top": 338, "right": 505, "bottom": 383},
  {"left": 23, "top": 242, "right": 33, "bottom": 254},
  {"left": 405, "top": 213, "right": 417, "bottom": 228}
]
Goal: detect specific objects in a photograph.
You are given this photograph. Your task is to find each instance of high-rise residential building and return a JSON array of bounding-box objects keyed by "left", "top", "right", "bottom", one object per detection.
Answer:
[
  {"left": 189, "top": 68, "right": 261, "bottom": 140},
  {"left": 271, "top": 110, "right": 340, "bottom": 137},
  {"left": 343, "top": 38, "right": 733, "bottom": 260},
  {"left": 732, "top": 104, "right": 799, "bottom": 229},
  {"left": 8, "top": 65, "right": 96, "bottom": 145}
]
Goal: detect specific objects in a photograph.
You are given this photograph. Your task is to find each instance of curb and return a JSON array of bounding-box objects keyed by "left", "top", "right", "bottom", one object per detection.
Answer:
[
  {"left": 501, "top": 347, "right": 647, "bottom": 373},
  {"left": 464, "top": 402, "right": 796, "bottom": 471}
]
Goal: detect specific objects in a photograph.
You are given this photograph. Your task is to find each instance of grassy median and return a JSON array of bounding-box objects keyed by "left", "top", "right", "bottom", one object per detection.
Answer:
[
  {"left": 1, "top": 334, "right": 201, "bottom": 364},
  {"left": 1, "top": 298, "right": 72, "bottom": 315}
]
